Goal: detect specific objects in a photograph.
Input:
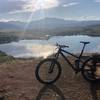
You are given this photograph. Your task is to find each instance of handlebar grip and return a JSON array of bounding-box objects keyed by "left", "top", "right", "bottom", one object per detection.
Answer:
[{"left": 60, "top": 45, "right": 69, "bottom": 48}]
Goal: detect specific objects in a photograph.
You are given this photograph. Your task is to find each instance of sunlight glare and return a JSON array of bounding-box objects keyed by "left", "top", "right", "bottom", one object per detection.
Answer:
[{"left": 22, "top": 0, "right": 58, "bottom": 37}]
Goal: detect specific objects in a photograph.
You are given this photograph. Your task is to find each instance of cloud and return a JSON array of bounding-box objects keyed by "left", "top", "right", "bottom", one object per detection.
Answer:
[
  {"left": 58, "top": 0, "right": 78, "bottom": 4},
  {"left": 0, "top": 18, "right": 17, "bottom": 22},
  {"left": 0, "top": 0, "right": 27, "bottom": 13},
  {"left": 62, "top": 2, "right": 79, "bottom": 7},
  {"left": 23, "top": 0, "right": 59, "bottom": 12},
  {"left": 0, "top": 0, "right": 79, "bottom": 14},
  {"left": 0, "top": 0, "right": 59, "bottom": 14},
  {"left": 78, "top": 16, "right": 100, "bottom": 20},
  {"left": 64, "top": 16, "right": 100, "bottom": 21},
  {"left": 3, "top": 0, "right": 59, "bottom": 14},
  {"left": 0, "top": 0, "right": 100, "bottom": 22}
]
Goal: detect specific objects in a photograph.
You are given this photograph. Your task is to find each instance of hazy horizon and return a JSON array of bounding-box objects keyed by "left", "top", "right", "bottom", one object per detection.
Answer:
[{"left": 1, "top": 17, "right": 100, "bottom": 23}]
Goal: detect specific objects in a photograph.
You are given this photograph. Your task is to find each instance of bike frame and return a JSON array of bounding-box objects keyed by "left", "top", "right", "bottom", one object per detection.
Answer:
[{"left": 54, "top": 43, "right": 87, "bottom": 72}]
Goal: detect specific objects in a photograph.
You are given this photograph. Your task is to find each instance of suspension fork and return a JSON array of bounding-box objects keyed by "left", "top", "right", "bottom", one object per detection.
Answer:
[
  {"left": 77, "top": 44, "right": 86, "bottom": 68},
  {"left": 48, "top": 51, "right": 60, "bottom": 73}
]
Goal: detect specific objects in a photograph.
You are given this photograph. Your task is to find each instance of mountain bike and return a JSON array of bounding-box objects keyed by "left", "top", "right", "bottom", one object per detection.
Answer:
[{"left": 35, "top": 41, "right": 100, "bottom": 84}]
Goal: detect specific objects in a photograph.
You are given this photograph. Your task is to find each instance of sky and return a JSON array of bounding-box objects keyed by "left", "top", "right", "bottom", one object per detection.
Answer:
[{"left": 0, "top": 0, "right": 100, "bottom": 22}]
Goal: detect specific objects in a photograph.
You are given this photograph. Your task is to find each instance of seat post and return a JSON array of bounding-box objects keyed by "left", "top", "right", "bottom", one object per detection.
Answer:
[{"left": 79, "top": 43, "right": 86, "bottom": 59}]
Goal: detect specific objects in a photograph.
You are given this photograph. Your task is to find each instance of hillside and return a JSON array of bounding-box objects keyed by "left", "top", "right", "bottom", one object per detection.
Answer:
[{"left": 0, "top": 51, "right": 99, "bottom": 100}]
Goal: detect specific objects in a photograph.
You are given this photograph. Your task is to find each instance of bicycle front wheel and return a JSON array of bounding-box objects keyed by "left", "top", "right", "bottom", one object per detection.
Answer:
[
  {"left": 82, "top": 57, "right": 100, "bottom": 83},
  {"left": 35, "top": 58, "right": 61, "bottom": 84}
]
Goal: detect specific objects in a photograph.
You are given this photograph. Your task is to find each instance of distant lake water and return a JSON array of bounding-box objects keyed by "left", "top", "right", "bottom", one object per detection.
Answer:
[{"left": 0, "top": 35, "right": 100, "bottom": 58}]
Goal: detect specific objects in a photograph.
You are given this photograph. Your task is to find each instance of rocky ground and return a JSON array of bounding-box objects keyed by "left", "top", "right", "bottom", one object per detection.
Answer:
[{"left": 0, "top": 56, "right": 99, "bottom": 100}]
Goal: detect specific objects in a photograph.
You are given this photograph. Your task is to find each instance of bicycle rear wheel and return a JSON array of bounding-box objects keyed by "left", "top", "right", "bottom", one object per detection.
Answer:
[
  {"left": 35, "top": 58, "right": 61, "bottom": 84},
  {"left": 82, "top": 57, "right": 100, "bottom": 83}
]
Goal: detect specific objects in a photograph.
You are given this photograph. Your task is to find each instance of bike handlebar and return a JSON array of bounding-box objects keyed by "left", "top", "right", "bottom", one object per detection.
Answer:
[
  {"left": 56, "top": 41, "right": 90, "bottom": 49},
  {"left": 56, "top": 43, "right": 69, "bottom": 48}
]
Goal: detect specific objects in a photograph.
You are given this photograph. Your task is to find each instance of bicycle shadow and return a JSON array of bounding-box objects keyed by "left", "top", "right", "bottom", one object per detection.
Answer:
[
  {"left": 36, "top": 84, "right": 65, "bottom": 100},
  {"left": 90, "top": 81, "right": 100, "bottom": 100}
]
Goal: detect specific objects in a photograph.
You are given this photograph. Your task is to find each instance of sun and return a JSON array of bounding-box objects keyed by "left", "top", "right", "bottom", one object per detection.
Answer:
[
  {"left": 24, "top": 0, "right": 58, "bottom": 22},
  {"left": 25, "top": 0, "right": 58, "bottom": 11}
]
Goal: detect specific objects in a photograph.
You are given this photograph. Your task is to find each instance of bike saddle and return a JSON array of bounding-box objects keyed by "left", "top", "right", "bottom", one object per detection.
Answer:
[{"left": 80, "top": 41, "right": 90, "bottom": 44}]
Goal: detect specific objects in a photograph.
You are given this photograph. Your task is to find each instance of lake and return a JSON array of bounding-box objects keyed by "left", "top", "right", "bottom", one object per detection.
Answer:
[{"left": 0, "top": 35, "right": 100, "bottom": 58}]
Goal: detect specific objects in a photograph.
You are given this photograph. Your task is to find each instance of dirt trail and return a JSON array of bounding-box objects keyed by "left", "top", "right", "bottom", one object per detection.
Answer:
[{"left": 0, "top": 58, "right": 99, "bottom": 100}]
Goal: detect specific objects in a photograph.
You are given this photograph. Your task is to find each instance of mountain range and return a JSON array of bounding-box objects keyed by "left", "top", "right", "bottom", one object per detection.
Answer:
[{"left": 0, "top": 18, "right": 100, "bottom": 36}]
